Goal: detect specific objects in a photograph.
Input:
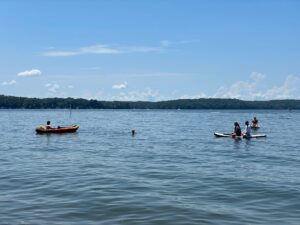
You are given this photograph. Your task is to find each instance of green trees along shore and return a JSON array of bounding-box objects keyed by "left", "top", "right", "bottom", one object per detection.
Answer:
[{"left": 0, "top": 95, "right": 299, "bottom": 109}]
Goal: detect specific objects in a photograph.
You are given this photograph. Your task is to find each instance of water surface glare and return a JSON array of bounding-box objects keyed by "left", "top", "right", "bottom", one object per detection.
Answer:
[{"left": 0, "top": 110, "right": 299, "bottom": 224}]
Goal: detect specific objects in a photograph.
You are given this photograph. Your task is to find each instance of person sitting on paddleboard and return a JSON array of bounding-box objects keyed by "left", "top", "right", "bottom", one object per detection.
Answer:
[
  {"left": 251, "top": 117, "right": 259, "bottom": 127},
  {"left": 46, "top": 121, "right": 52, "bottom": 129},
  {"left": 244, "top": 121, "right": 251, "bottom": 137},
  {"left": 232, "top": 122, "right": 242, "bottom": 137}
]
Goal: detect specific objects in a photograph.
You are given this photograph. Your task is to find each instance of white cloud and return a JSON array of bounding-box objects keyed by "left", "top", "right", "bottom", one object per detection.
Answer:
[
  {"left": 67, "top": 85, "right": 74, "bottom": 89},
  {"left": 112, "top": 82, "right": 128, "bottom": 89},
  {"left": 18, "top": 69, "right": 41, "bottom": 77},
  {"left": 50, "top": 84, "right": 60, "bottom": 93},
  {"left": 2, "top": 80, "right": 16, "bottom": 86},
  {"left": 213, "top": 73, "right": 300, "bottom": 100},
  {"left": 213, "top": 72, "right": 266, "bottom": 100},
  {"left": 81, "top": 45, "right": 121, "bottom": 54},
  {"left": 43, "top": 43, "right": 163, "bottom": 57},
  {"left": 250, "top": 71, "right": 265, "bottom": 80},
  {"left": 45, "top": 83, "right": 60, "bottom": 93},
  {"left": 43, "top": 40, "right": 199, "bottom": 57},
  {"left": 263, "top": 75, "right": 300, "bottom": 99},
  {"left": 43, "top": 44, "right": 121, "bottom": 57}
]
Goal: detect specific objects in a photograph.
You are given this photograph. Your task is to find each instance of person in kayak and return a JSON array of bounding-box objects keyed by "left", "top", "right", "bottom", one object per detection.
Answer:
[
  {"left": 46, "top": 121, "right": 52, "bottom": 129},
  {"left": 244, "top": 121, "right": 251, "bottom": 137},
  {"left": 232, "top": 122, "right": 242, "bottom": 137},
  {"left": 251, "top": 117, "right": 259, "bottom": 127}
]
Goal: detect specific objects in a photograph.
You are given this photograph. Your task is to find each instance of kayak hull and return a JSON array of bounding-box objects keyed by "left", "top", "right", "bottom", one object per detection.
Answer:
[
  {"left": 214, "top": 132, "right": 266, "bottom": 138},
  {"left": 36, "top": 125, "right": 79, "bottom": 134}
]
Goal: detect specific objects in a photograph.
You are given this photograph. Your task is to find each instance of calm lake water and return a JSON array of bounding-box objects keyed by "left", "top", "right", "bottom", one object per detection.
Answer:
[{"left": 0, "top": 109, "right": 299, "bottom": 225}]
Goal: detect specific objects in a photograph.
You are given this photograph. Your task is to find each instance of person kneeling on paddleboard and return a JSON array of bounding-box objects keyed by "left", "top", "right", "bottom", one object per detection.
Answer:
[
  {"left": 244, "top": 121, "right": 251, "bottom": 138},
  {"left": 232, "top": 122, "right": 242, "bottom": 137}
]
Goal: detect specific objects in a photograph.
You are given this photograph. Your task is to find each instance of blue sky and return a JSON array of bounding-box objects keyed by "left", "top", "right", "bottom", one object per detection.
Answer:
[{"left": 0, "top": 0, "right": 300, "bottom": 100}]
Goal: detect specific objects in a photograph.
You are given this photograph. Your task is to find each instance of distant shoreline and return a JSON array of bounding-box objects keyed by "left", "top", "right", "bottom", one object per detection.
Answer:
[{"left": 0, "top": 94, "right": 299, "bottom": 110}]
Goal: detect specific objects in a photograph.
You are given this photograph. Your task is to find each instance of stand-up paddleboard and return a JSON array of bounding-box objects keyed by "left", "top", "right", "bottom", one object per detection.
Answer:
[
  {"left": 214, "top": 132, "right": 233, "bottom": 137},
  {"left": 214, "top": 132, "right": 266, "bottom": 138},
  {"left": 243, "top": 134, "right": 266, "bottom": 139}
]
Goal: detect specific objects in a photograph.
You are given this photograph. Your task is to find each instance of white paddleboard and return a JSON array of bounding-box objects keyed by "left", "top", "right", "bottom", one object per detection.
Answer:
[{"left": 214, "top": 132, "right": 267, "bottom": 138}]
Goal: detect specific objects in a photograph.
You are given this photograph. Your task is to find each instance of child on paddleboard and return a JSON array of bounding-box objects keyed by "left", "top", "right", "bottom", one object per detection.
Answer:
[{"left": 244, "top": 121, "right": 251, "bottom": 138}]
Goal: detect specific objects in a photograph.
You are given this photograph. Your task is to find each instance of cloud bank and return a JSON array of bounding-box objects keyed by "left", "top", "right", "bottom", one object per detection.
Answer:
[
  {"left": 35, "top": 72, "right": 299, "bottom": 101},
  {"left": 104, "top": 73, "right": 300, "bottom": 101},
  {"left": 213, "top": 73, "right": 300, "bottom": 100}
]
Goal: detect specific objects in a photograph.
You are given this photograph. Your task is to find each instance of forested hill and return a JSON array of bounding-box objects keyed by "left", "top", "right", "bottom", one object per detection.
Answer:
[{"left": 0, "top": 95, "right": 299, "bottom": 109}]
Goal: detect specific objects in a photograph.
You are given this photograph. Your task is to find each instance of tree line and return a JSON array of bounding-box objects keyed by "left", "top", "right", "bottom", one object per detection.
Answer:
[{"left": 0, "top": 95, "right": 299, "bottom": 109}]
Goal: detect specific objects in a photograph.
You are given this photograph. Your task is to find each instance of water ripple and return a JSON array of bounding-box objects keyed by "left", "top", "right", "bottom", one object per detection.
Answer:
[{"left": 0, "top": 109, "right": 299, "bottom": 224}]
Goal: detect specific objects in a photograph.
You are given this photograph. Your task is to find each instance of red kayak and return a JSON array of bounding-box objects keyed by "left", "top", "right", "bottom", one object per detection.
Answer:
[{"left": 36, "top": 125, "right": 79, "bottom": 134}]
